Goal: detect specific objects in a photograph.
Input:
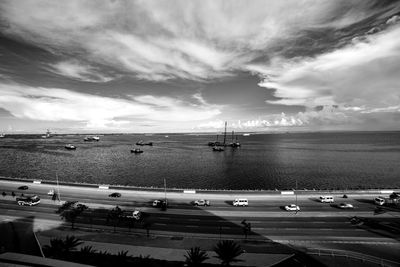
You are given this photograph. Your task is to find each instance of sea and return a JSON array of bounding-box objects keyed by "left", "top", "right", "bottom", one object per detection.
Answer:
[{"left": 0, "top": 132, "right": 399, "bottom": 190}]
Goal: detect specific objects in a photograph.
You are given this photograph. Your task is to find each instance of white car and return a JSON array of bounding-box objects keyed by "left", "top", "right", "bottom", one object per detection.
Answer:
[
  {"left": 285, "top": 204, "right": 300, "bottom": 211},
  {"left": 338, "top": 203, "right": 354, "bottom": 209},
  {"left": 132, "top": 210, "right": 142, "bottom": 220},
  {"left": 194, "top": 199, "right": 210, "bottom": 206}
]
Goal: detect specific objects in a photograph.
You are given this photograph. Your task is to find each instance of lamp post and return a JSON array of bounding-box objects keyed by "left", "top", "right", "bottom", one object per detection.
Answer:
[{"left": 163, "top": 178, "right": 167, "bottom": 211}]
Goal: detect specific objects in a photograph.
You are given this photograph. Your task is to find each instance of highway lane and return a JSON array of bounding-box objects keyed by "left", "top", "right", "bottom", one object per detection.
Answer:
[
  {"left": 1, "top": 198, "right": 398, "bottom": 242},
  {"left": 0, "top": 181, "right": 382, "bottom": 212}
]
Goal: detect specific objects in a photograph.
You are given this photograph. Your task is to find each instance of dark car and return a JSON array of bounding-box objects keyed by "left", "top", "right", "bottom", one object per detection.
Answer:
[
  {"left": 109, "top": 192, "right": 121, "bottom": 198},
  {"left": 18, "top": 185, "right": 29, "bottom": 190},
  {"left": 152, "top": 199, "right": 167, "bottom": 207}
]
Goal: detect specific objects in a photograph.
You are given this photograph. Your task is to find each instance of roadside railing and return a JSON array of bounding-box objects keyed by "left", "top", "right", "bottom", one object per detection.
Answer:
[{"left": 305, "top": 248, "right": 400, "bottom": 267}]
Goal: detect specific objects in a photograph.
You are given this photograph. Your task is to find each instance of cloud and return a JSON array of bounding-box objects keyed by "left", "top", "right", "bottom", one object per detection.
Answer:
[
  {"left": 48, "top": 60, "right": 115, "bottom": 83},
  {"left": 256, "top": 25, "right": 400, "bottom": 112},
  {"left": 0, "top": 83, "right": 221, "bottom": 129},
  {"left": 0, "top": 0, "right": 391, "bottom": 81}
]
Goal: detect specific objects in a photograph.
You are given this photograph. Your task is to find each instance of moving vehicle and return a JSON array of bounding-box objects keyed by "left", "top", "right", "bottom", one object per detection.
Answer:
[
  {"left": 123, "top": 210, "right": 142, "bottom": 220},
  {"left": 319, "top": 196, "right": 334, "bottom": 203},
  {"left": 375, "top": 197, "right": 385, "bottom": 206},
  {"left": 233, "top": 198, "right": 248, "bottom": 207},
  {"left": 109, "top": 192, "right": 121, "bottom": 198},
  {"left": 65, "top": 144, "right": 76, "bottom": 150},
  {"left": 338, "top": 203, "right": 354, "bottom": 209},
  {"left": 194, "top": 199, "right": 210, "bottom": 206},
  {"left": 285, "top": 204, "right": 300, "bottom": 211},
  {"left": 152, "top": 199, "right": 167, "bottom": 208},
  {"left": 16, "top": 195, "right": 40, "bottom": 206},
  {"left": 18, "top": 185, "right": 29, "bottom": 190}
]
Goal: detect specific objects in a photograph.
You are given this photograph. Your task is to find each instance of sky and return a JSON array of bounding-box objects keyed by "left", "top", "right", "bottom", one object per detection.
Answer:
[{"left": 0, "top": 0, "right": 400, "bottom": 133}]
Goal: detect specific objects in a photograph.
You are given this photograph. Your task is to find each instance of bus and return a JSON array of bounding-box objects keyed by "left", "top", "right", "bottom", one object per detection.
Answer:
[{"left": 16, "top": 195, "right": 41, "bottom": 206}]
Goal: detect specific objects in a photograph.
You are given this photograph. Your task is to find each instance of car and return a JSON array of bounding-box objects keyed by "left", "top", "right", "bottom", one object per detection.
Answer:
[
  {"left": 338, "top": 203, "right": 354, "bottom": 209},
  {"left": 284, "top": 204, "right": 300, "bottom": 211},
  {"left": 194, "top": 199, "right": 210, "bottom": 206},
  {"left": 132, "top": 210, "right": 142, "bottom": 220},
  {"left": 374, "top": 197, "right": 385, "bottom": 206},
  {"left": 152, "top": 199, "right": 167, "bottom": 208},
  {"left": 18, "top": 185, "right": 28, "bottom": 190},
  {"left": 109, "top": 192, "right": 121, "bottom": 198}
]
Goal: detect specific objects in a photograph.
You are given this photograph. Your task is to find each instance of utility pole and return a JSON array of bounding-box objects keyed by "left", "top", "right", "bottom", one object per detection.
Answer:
[
  {"left": 56, "top": 171, "right": 61, "bottom": 203},
  {"left": 295, "top": 179, "right": 298, "bottom": 214},
  {"left": 164, "top": 178, "right": 167, "bottom": 202}
]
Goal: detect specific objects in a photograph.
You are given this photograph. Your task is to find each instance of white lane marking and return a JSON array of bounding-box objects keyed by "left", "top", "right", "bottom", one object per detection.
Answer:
[
  {"left": 154, "top": 223, "right": 166, "bottom": 226},
  {"left": 186, "top": 225, "right": 199, "bottom": 228},
  {"left": 189, "top": 219, "right": 200, "bottom": 221},
  {"left": 158, "top": 217, "right": 169, "bottom": 220}
]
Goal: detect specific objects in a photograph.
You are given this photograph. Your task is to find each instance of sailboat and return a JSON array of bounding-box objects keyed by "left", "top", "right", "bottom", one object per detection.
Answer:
[
  {"left": 41, "top": 129, "right": 51, "bottom": 138},
  {"left": 229, "top": 131, "right": 241, "bottom": 148}
]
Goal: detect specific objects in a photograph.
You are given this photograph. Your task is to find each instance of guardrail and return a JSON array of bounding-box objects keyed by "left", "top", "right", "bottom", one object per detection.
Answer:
[{"left": 305, "top": 248, "right": 400, "bottom": 267}]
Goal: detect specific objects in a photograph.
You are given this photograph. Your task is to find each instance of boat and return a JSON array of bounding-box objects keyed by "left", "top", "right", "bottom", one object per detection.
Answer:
[
  {"left": 212, "top": 146, "right": 224, "bottom": 152},
  {"left": 41, "top": 129, "right": 51, "bottom": 138},
  {"left": 209, "top": 121, "right": 229, "bottom": 150},
  {"left": 131, "top": 148, "right": 143, "bottom": 154},
  {"left": 84, "top": 136, "right": 100, "bottom": 141},
  {"left": 0, "top": 133, "right": 5, "bottom": 138},
  {"left": 229, "top": 131, "right": 241, "bottom": 148},
  {"left": 136, "top": 140, "right": 153, "bottom": 146},
  {"left": 243, "top": 133, "right": 250, "bottom": 136},
  {"left": 65, "top": 144, "right": 76, "bottom": 150}
]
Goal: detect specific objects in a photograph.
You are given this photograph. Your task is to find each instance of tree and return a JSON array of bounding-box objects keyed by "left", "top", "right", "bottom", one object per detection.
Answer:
[
  {"left": 80, "top": 245, "right": 97, "bottom": 255},
  {"left": 184, "top": 247, "right": 209, "bottom": 266},
  {"left": 2, "top": 192, "right": 6, "bottom": 197},
  {"left": 56, "top": 201, "right": 88, "bottom": 229},
  {"left": 107, "top": 206, "right": 123, "bottom": 232},
  {"left": 143, "top": 220, "right": 152, "bottom": 237},
  {"left": 52, "top": 192, "right": 60, "bottom": 201},
  {"left": 43, "top": 235, "right": 83, "bottom": 259},
  {"left": 213, "top": 240, "right": 244, "bottom": 266}
]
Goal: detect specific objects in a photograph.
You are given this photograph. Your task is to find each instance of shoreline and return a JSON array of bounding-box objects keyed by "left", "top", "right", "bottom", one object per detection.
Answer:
[{"left": 1, "top": 176, "right": 398, "bottom": 195}]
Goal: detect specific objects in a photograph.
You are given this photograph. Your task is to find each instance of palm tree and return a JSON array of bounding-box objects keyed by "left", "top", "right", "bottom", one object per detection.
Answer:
[
  {"left": 63, "top": 235, "right": 83, "bottom": 252},
  {"left": 213, "top": 240, "right": 243, "bottom": 266},
  {"left": 43, "top": 237, "right": 66, "bottom": 258},
  {"left": 184, "top": 247, "right": 209, "bottom": 266},
  {"left": 42, "top": 235, "right": 83, "bottom": 259},
  {"left": 107, "top": 206, "right": 123, "bottom": 232},
  {"left": 80, "top": 245, "right": 97, "bottom": 254}
]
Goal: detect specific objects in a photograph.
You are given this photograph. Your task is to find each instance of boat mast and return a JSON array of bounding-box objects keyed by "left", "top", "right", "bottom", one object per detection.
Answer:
[{"left": 223, "top": 121, "right": 227, "bottom": 145}]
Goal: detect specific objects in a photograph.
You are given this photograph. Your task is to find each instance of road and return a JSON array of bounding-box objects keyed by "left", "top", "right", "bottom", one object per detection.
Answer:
[{"left": 1, "top": 180, "right": 400, "bottom": 262}]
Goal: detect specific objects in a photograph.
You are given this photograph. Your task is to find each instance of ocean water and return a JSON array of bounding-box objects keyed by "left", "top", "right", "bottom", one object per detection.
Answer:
[{"left": 0, "top": 132, "right": 399, "bottom": 190}]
